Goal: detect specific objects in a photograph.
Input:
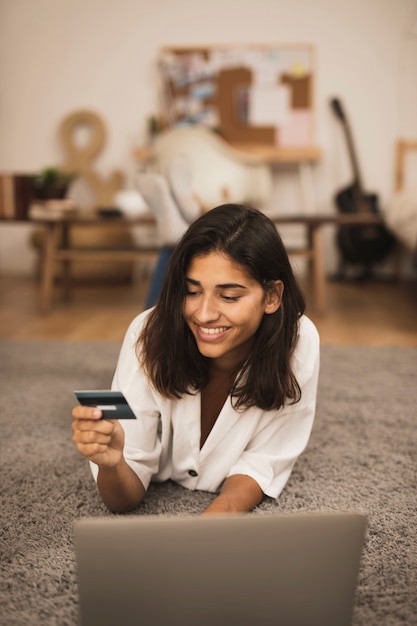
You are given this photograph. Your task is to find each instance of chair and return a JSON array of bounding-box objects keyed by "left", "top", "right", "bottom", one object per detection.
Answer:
[
  {"left": 386, "top": 139, "right": 417, "bottom": 257},
  {"left": 151, "top": 125, "right": 273, "bottom": 211}
]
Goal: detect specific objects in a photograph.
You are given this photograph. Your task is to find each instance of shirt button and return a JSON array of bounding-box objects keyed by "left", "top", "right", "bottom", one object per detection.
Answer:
[{"left": 188, "top": 469, "right": 198, "bottom": 477}]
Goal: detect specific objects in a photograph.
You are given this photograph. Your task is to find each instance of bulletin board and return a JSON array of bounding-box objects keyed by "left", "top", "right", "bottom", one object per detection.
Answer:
[{"left": 157, "top": 44, "right": 316, "bottom": 149}]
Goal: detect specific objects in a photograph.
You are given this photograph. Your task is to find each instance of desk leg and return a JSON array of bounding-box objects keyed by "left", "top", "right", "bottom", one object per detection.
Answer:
[
  {"left": 40, "top": 222, "right": 60, "bottom": 313},
  {"left": 308, "top": 224, "right": 327, "bottom": 314},
  {"left": 61, "top": 223, "right": 71, "bottom": 301}
]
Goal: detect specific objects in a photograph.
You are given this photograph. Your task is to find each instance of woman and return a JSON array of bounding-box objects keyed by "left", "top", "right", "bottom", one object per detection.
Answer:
[{"left": 72, "top": 204, "right": 320, "bottom": 515}]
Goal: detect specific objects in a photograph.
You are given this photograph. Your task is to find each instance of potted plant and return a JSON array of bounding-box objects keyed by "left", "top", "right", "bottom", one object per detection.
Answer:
[{"left": 31, "top": 166, "right": 74, "bottom": 200}]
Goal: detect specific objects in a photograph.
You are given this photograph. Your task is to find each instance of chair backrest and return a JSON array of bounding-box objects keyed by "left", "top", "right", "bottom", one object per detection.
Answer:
[
  {"left": 386, "top": 139, "right": 417, "bottom": 253},
  {"left": 152, "top": 125, "right": 273, "bottom": 210},
  {"left": 395, "top": 139, "right": 417, "bottom": 192}
]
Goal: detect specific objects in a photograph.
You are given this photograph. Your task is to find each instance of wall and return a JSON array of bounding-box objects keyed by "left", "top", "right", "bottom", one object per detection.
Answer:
[{"left": 1, "top": 0, "right": 416, "bottom": 274}]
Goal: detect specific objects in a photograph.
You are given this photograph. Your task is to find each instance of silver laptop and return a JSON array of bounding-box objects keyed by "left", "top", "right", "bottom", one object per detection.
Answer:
[{"left": 73, "top": 511, "right": 367, "bottom": 626}]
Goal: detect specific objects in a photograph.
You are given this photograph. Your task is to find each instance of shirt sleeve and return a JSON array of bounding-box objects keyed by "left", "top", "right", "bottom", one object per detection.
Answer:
[
  {"left": 226, "top": 316, "right": 320, "bottom": 499},
  {"left": 89, "top": 311, "right": 162, "bottom": 490}
]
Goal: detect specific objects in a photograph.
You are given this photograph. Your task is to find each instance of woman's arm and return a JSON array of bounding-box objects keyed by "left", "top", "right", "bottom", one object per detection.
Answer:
[
  {"left": 72, "top": 406, "right": 146, "bottom": 513},
  {"left": 202, "top": 474, "right": 264, "bottom": 515},
  {"left": 96, "top": 461, "right": 146, "bottom": 513}
]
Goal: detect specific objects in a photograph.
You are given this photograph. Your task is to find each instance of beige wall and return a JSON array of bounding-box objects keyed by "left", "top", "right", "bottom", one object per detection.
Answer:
[{"left": 1, "top": 0, "right": 416, "bottom": 274}]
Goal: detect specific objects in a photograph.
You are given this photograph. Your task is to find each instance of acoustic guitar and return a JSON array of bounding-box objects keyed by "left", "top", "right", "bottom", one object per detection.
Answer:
[{"left": 330, "top": 97, "right": 395, "bottom": 273}]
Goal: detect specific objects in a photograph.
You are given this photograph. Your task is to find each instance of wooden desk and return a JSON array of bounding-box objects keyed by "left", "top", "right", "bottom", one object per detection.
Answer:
[
  {"left": 134, "top": 143, "right": 322, "bottom": 165},
  {"left": 34, "top": 213, "right": 157, "bottom": 313},
  {"left": 236, "top": 144, "right": 322, "bottom": 214},
  {"left": 32, "top": 212, "right": 389, "bottom": 314},
  {"left": 272, "top": 213, "right": 390, "bottom": 314}
]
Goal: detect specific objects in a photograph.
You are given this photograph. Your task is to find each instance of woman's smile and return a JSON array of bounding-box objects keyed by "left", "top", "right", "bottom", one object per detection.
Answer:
[{"left": 196, "top": 324, "right": 231, "bottom": 338}]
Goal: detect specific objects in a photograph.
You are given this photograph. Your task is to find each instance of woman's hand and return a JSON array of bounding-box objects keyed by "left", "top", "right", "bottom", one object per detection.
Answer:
[
  {"left": 202, "top": 474, "right": 264, "bottom": 515},
  {"left": 71, "top": 405, "right": 146, "bottom": 513},
  {"left": 71, "top": 405, "right": 125, "bottom": 469}
]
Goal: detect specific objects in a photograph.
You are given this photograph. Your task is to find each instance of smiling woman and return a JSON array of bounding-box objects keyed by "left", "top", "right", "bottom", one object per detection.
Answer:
[
  {"left": 183, "top": 252, "right": 282, "bottom": 370},
  {"left": 71, "top": 204, "right": 320, "bottom": 515}
]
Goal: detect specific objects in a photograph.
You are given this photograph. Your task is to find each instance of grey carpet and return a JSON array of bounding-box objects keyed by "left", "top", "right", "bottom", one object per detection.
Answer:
[{"left": 0, "top": 339, "right": 416, "bottom": 626}]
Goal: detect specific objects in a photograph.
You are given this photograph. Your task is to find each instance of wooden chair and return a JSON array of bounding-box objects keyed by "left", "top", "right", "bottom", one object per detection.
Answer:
[
  {"left": 151, "top": 125, "right": 273, "bottom": 211},
  {"left": 394, "top": 139, "right": 417, "bottom": 192},
  {"left": 386, "top": 139, "right": 417, "bottom": 265}
]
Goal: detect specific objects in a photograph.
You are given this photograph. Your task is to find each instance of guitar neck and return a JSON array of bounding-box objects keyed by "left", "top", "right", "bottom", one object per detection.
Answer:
[
  {"left": 331, "top": 98, "right": 377, "bottom": 214},
  {"left": 341, "top": 119, "right": 364, "bottom": 194}
]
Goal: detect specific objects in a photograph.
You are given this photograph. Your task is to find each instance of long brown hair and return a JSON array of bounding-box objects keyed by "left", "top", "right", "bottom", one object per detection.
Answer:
[{"left": 137, "top": 204, "right": 305, "bottom": 410}]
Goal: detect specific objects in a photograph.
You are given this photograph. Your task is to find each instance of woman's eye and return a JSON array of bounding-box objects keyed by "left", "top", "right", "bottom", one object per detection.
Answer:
[
  {"left": 185, "top": 289, "right": 200, "bottom": 297},
  {"left": 221, "top": 294, "right": 240, "bottom": 302}
]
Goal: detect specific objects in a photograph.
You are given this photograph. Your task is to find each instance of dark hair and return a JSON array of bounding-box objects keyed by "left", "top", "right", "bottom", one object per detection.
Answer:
[{"left": 137, "top": 204, "right": 305, "bottom": 410}]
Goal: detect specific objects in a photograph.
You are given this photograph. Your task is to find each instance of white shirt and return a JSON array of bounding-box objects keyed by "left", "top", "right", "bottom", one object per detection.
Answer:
[{"left": 91, "top": 310, "right": 320, "bottom": 499}]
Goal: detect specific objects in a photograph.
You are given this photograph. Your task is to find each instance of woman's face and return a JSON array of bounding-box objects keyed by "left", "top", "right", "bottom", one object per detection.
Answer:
[{"left": 182, "top": 251, "right": 282, "bottom": 371}]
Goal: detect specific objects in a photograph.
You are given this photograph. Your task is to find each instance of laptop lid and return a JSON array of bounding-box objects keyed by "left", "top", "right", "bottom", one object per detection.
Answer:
[{"left": 73, "top": 511, "right": 367, "bottom": 626}]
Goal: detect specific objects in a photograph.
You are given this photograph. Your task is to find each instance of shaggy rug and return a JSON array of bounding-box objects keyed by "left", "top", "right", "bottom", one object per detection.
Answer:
[{"left": 0, "top": 339, "right": 416, "bottom": 626}]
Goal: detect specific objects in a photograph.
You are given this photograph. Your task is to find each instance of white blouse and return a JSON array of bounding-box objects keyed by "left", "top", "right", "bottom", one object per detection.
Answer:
[{"left": 90, "top": 310, "right": 320, "bottom": 499}]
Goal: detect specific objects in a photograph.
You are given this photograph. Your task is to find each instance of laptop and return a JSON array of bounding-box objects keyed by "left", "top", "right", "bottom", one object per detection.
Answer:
[{"left": 73, "top": 511, "right": 367, "bottom": 626}]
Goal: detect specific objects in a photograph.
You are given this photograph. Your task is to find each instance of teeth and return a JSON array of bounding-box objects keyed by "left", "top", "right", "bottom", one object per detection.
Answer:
[{"left": 200, "top": 326, "right": 228, "bottom": 335}]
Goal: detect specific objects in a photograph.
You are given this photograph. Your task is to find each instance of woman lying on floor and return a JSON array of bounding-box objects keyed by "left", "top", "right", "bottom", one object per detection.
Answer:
[{"left": 71, "top": 204, "right": 320, "bottom": 515}]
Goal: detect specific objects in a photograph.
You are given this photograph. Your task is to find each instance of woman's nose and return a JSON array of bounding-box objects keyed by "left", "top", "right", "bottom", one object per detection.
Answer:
[{"left": 196, "top": 295, "right": 220, "bottom": 321}]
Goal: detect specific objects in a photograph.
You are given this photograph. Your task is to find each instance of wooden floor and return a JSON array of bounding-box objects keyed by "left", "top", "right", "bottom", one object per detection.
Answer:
[{"left": 1, "top": 272, "right": 417, "bottom": 345}]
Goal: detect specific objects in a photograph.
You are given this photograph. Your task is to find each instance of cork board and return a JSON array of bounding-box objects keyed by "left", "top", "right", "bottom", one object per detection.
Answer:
[{"left": 158, "top": 45, "right": 315, "bottom": 148}]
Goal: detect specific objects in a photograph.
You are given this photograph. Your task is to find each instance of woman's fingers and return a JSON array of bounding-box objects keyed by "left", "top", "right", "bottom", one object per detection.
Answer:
[
  {"left": 72, "top": 423, "right": 115, "bottom": 463},
  {"left": 71, "top": 404, "right": 125, "bottom": 467},
  {"left": 73, "top": 417, "right": 113, "bottom": 434},
  {"left": 72, "top": 426, "right": 112, "bottom": 444},
  {"left": 72, "top": 405, "right": 102, "bottom": 420},
  {"left": 75, "top": 441, "right": 112, "bottom": 458}
]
